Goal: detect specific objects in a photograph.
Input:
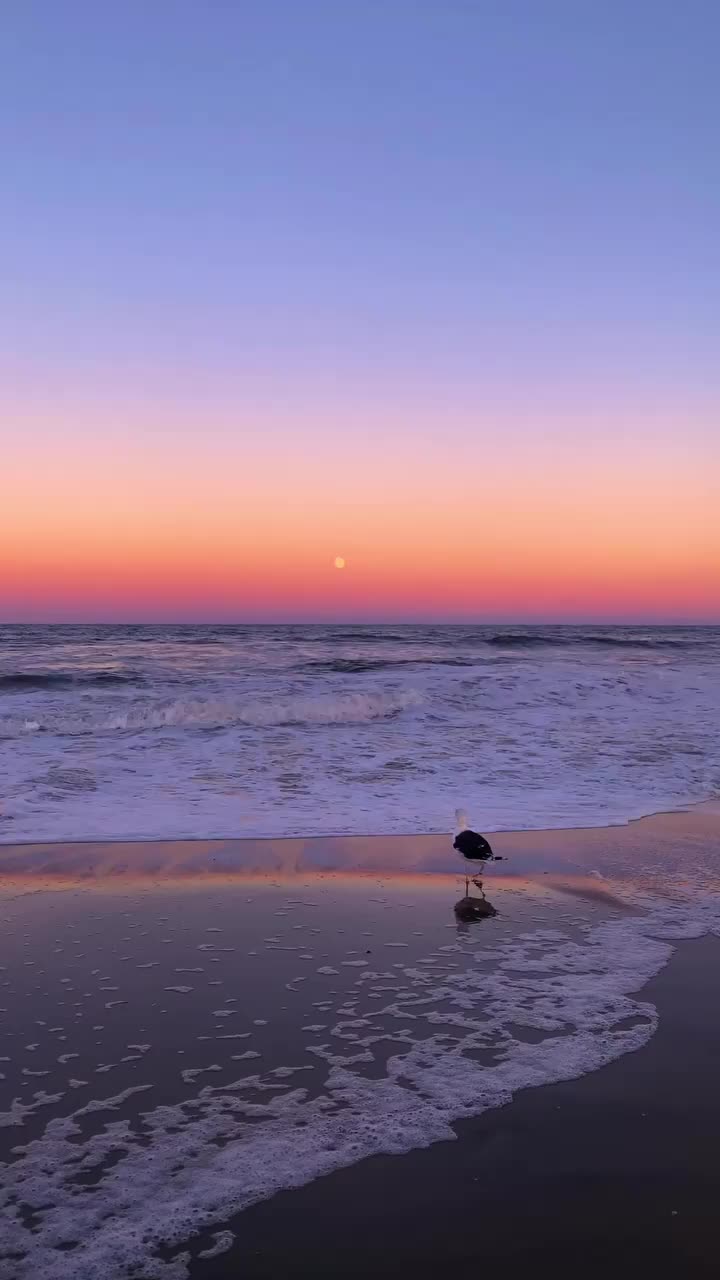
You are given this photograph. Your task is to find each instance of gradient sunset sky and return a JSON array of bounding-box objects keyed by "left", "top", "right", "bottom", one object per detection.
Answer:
[{"left": 3, "top": 1, "right": 718, "bottom": 623}]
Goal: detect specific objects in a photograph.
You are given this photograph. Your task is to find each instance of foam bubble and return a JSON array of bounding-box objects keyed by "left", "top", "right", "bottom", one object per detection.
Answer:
[
  {"left": 197, "top": 1231, "right": 234, "bottom": 1260},
  {"left": 3, "top": 895, "right": 719, "bottom": 1279}
]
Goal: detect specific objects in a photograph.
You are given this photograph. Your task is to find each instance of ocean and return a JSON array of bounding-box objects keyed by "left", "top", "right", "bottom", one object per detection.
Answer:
[{"left": 1, "top": 623, "right": 717, "bottom": 844}]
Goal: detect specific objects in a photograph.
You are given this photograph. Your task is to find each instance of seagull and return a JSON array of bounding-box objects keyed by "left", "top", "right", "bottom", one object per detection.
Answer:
[{"left": 453, "top": 808, "right": 495, "bottom": 896}]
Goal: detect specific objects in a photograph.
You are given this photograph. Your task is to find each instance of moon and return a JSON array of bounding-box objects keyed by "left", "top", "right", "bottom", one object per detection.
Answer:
[{"left": 334, "top": 556, "right": 346, "bottom": 570}]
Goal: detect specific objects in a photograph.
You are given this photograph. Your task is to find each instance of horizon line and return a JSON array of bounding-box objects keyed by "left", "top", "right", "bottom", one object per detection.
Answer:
[{"left": 1, "top": 619, "right": 718, "bottom": 628}]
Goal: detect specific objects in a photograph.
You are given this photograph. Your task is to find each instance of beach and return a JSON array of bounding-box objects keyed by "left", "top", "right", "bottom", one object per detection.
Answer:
[
  {"left": 1, "top": 807, "right": 719, "bottom": 1278},
  {"left": 198, "top": 934, "right": 720, "bottom": 1279}
]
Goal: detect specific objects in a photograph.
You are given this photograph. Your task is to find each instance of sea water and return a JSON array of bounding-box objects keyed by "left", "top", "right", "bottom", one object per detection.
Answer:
[{"left": 0, "top": 623, "right": 718, "bottom": 843}]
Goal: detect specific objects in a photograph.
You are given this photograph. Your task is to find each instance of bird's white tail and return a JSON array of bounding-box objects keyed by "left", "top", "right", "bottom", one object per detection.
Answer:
[{"left": 455, "top": 808, "right": 469, "bottom": 833}]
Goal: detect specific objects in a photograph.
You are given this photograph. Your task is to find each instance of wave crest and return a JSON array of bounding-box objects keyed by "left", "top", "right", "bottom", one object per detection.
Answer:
[
  {"left": 0, "top": 670, "right": 141, "bottom": 691},
  {"left": 303, "top": 657, "right": 480, "bottom": 673},
  {"left": 0, "top": 688, "right": 423, "bottom": 738},
  {"left": 487, "top": 632, "right": 695, "bottom": 649}
]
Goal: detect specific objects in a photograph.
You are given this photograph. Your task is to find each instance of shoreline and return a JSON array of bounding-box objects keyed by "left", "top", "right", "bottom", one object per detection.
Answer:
[
  {"left": 1, "top": 802, "right": 719, "bottom": 889},
  {"left": 197, "top": 932, "right": 720, "bottom": 1279},
  {"left": 1, "top": 795, "right": 717, "bottom": 852}
]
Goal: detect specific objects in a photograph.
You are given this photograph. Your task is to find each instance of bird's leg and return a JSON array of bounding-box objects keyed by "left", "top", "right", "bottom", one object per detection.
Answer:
[
  {"left": 472, "top": 876, "right": 483, "bottom": 895},
  {"left": 465, "top": 876, "right": 469, "bottom": 897}
]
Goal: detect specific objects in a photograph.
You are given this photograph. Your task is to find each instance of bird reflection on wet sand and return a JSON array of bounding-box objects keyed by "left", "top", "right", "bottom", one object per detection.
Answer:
[{"left": 454, "top": 892, "right": 498, "bottom": 927}]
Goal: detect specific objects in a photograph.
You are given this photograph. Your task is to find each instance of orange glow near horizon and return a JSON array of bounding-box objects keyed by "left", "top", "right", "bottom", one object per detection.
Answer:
[{"left": 2, "top": 395, "right": 718, "bottom": 622}]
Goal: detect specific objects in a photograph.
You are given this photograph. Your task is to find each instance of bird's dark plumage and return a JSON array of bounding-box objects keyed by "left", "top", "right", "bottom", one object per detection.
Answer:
[{"left": 453, "top": 828, "right": 494, "bottom": 861}]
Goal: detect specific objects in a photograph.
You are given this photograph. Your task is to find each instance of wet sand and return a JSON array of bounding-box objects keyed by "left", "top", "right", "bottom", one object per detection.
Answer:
[
  {"left": 2, "top": 802, "right": 719, "bottom": 885},
  {"left": 197, "top": 933, "right": 720, "bottom": 1279},
  {"left": 1, "top": 807, "right": 719, "bottom": 1279}
]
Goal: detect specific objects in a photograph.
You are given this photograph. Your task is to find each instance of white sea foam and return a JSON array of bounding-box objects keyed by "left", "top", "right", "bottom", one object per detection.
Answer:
[
  {"left": 2, "top": 624, "right": 717, "bottom": 844},
  {"left": 2, "top": 893, "right": 719, "bottom": 1279},
  {"left": 197, "top": 1231, "right": 234, "bottom": 1260},
  {"left": 0, "top": 688, "right": 422, "bottom": 738}
]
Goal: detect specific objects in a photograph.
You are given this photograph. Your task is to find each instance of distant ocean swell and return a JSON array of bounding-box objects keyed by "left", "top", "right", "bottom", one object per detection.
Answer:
[
  {"left": 0, "top": 671, "right": 142, "bottom": 691},
  {"left": 310, "top": 631, "right": 708, "bottom": 650},
  {"left": 303, "top": 657, "right": 484, "bottom": 673}
]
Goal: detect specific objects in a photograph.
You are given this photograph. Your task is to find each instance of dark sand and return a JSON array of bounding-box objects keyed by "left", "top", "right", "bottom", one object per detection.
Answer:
[
  {"left": 194, "top": 934, "right": 720, "bottom": 1279},
  {"left": 1, "top": 807, "right": 719, "bottom": 1279}
]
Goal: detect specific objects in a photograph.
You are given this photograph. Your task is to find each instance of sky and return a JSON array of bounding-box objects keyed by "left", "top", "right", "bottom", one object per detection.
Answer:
[{"left": 2, "top": 1, "right": 718, "bottom": 623}]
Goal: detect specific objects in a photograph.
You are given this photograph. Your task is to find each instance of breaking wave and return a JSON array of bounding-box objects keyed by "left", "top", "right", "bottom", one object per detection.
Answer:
[{"left": 0, "top": 688, "right": 423, "bottom": 739}]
